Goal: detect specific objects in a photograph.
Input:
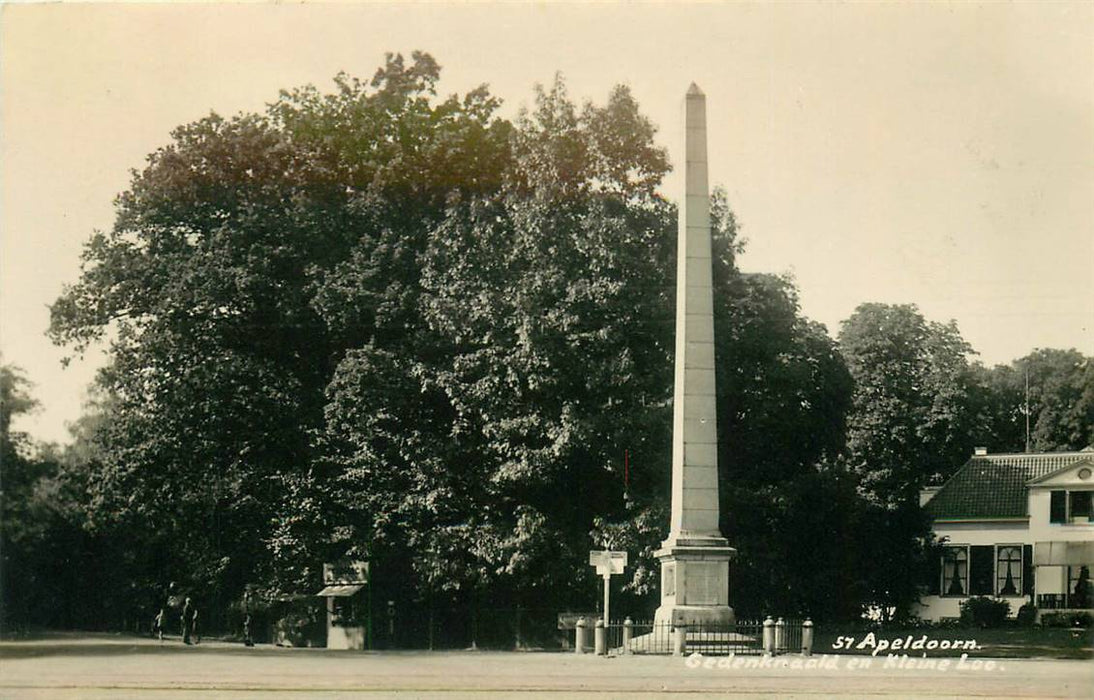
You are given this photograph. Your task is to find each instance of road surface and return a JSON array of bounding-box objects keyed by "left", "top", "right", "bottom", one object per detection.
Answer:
[{"left": 1, "top": 633, "right": 1091, "bottom": 699}]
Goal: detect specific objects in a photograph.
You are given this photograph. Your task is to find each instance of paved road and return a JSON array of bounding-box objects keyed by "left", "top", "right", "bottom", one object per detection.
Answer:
[{"left": 1, "top": 634, "right": 1091, "bottom": 699}]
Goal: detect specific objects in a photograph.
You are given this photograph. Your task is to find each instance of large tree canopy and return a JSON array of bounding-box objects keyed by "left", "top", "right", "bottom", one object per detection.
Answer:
[
  {"left": 48, "top": 54, "right": 687, "bottom": 630},
  {"left": 839, "top": 303, "right": 980, "bottom": 508},
  {"left": 836, "top": 303, "right": 986, "bottom": 621},
  {"left": 971, "top": 349, "right": 1094, "bottom": 453},
  {"left": 49, "top": 52, "right": 515, "bottom": 627},
  {"left": 312, "top": 77, "right": 684, "bottom": 630}
]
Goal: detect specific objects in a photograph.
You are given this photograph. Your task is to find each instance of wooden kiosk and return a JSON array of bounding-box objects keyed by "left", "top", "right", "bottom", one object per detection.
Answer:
[{"left": 317, "top": 561, "right": 369, "bottom": 649}]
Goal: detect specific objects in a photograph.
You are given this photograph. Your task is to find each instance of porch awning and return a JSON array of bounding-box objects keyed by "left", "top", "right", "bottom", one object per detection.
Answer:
[
  {"left": 316, "top": 584, "right": 364, "bottom": 597},
  {"left": 1034, "top": 541, "right": 1094, "bottom": 566}
]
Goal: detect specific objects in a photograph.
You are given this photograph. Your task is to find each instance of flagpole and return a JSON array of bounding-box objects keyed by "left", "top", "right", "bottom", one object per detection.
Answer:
[{"left": 1025, "top": 364, "right": 1031, "bottom": 453}]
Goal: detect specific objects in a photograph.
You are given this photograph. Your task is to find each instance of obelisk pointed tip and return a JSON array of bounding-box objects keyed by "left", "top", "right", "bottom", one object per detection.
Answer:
[{"left": 686, "top": 82, "right": 705, "bottom": 97}]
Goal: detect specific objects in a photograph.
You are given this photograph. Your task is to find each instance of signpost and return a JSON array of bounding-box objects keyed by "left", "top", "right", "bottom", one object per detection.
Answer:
[
  {"left": 323, "top": 560, "right": 369, "bottom": 585},
  {"left": 588, "top": 550, "right": 627, "bottom": 624}
]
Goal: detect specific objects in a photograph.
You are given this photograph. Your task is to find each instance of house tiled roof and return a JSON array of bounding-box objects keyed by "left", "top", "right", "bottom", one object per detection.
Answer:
[{"left": 924, "top": 452, "right": 1092, "bottom": 521}]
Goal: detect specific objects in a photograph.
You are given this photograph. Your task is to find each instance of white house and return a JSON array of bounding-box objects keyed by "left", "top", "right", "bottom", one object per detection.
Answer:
[{"left": 917, "top": 450, "right": 1094, "bottom": 621}]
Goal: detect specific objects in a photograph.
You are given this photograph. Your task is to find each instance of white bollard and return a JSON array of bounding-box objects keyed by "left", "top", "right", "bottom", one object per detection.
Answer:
[
  {"left": 594, "top": 618, "right": 606, "bottom": 656},
  {"left": 673, "top": 623, "right": 687, "bottom": 656}
]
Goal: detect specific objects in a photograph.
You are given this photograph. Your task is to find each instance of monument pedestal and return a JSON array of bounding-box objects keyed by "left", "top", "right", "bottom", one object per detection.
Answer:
[{"left": 653, "top": 536, "right": 735, "bottom": 627}]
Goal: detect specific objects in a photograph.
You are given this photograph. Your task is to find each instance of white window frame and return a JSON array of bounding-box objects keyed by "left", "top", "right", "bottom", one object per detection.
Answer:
[
  {"left": 941, "top": 545, "right": 969, "bottom": 598},
  {"left": 994, "top": 544, "right": 1023, "bottom": 597}
]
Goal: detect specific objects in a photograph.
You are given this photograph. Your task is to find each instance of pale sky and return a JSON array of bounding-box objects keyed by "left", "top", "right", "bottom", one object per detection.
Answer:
[{"left": 2, "top": 2, "right": 1092, "bottom": 445}]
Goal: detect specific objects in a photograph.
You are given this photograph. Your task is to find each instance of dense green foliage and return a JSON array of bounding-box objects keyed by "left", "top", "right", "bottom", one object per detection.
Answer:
[
  {"left": 971, "top": 348, "right": 1094, "bottom": 454},
  {"left": 1, "top": 366, "right": 111, "bottom": 631},
  {"left": 840, "top": 304, "right": 980, "bottom": 508},
  {"left": 959, "top": 596, "right": 1012, "bottom": 628},
  {"left": 6, "top": 52, "right": 1089, "bottom": 639},
  {"left": 1, "top": 365, "right": 45, "bottom": 629}
]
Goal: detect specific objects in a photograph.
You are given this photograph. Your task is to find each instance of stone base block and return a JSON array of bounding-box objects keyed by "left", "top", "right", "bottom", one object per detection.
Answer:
[
  {"left": 654, "top": 603, "right": 735, "bottom": 628},
  {"left": 654, "top": 537, "right": 735, "bottom": 629}
]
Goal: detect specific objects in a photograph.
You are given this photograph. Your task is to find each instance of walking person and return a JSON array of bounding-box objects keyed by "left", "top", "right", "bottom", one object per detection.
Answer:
[
  {"left": 181, "top": 597, "right": 194, "bottom": 645},
  {"left": 153, "top": 608, "right": 165, "bottom": 642},
  {"left": 243, "top": 613, "right": 254, "bottom": 647}
]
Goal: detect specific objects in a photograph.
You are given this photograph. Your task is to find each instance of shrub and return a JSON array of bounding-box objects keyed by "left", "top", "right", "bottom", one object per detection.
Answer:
[
  {"left": 931, "top": 617, "right": 963, "bottom": 630},
  {"left": 1016, "top": 603, "right": 1037, "bottom": 627},
  {"left": 959, "top": 596, "right": 1011, "bottom": 628},
  {"left": 1040, "top": 612, "right": 1093, "bottom": 628}
]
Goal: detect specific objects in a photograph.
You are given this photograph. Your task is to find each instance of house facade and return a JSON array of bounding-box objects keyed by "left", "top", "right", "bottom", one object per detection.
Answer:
[{"left": 917, "top": 450, "right": 1094, "bottom": 621}]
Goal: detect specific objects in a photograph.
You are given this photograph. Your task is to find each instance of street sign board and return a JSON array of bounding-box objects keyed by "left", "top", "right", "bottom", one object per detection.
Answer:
[
  {"left": 323, "top": 560, "right": 369, "bottom": 585},
  {"left": 588, "top": 550, "right": 627, "bottom": 576}
]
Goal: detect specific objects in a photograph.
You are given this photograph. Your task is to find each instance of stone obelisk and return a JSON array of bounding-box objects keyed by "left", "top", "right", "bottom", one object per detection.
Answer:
[{"left": 653, "top": 84, "right": 735, "bottom": 628}]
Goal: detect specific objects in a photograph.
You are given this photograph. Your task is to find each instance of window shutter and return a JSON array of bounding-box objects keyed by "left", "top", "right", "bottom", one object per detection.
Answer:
[
  {"left": 1050, "top": 491, "right": 1067, "bottom": 523},
  {"left": 927, "top": 549, "right": 941, "bottom": 595},
  {"left": 1022, "top": 544, "right": 1034, "bottom": 596},
  {"left": 970, "top": 546, "right": 994, "bottom": 595}
]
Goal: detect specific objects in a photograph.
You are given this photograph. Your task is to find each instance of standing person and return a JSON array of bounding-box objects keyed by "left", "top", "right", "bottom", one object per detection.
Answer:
[
  {"left": 153, "top": 608, "right": 165, "bottom": 642},
  {"left": 243, "top": 613, "right": 254, "bottom": 647},
  {"left": 181, "top": 598, "right": 194, "bottom": 645}
]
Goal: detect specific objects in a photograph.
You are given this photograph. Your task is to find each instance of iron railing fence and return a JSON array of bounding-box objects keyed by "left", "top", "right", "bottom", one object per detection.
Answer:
[
  {"left": 579, "top": 618, "right": 807, "bottom": 656},
  {"left": 1038, "top": 593, "right": 1093, "bottom": 610}
]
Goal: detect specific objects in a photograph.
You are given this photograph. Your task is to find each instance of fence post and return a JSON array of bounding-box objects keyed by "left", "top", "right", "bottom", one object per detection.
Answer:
[
  {"left": 622, "top": 617, "right": 633, "bottom": 655},
  {"left": 775, "top": 617, "right": 787, "bottom": 653},
  {"left": 802, "top": 618, "right": 814, "bottom": 656},
  {"left": 762, "top": 616, "right": 775, "bottom": 655},
  {"left": 595, "top": 618, "right": 607, "bottom": 656},
  {"left": 575, "top": 617, "right": 587, "bottom": 654},
  {"left": 673, "top": 623, "right": 687, "bottom": 656}
]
